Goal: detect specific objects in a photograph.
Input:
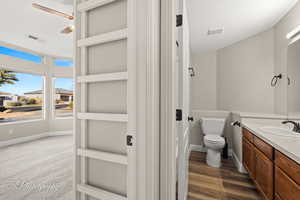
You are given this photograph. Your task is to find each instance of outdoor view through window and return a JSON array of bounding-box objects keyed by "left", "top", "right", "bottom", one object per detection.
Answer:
[
  {"left": 54, "top": 77, "right": 74, "bottom": 118},
  {"left": 0, "top": 70, "right": 44, "bottom": 123}
]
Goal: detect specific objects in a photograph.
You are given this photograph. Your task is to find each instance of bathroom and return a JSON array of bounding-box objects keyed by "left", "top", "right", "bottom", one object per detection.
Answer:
[{"left": 177, "top": 0, "right": 300, "bottom": 199}]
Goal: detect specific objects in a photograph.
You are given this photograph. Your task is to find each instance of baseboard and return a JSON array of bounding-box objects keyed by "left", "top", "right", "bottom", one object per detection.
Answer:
[
  {"left": 48, "top": 130, "right": 73, "bottom": 136},
  {"left": 232, "top": 151, "right": 247, "bottom": 174},
  {"left": 0, "top": 132, "right": 49, "bottom": 148},
  {"left": 0, "top": 130, "right": 73, "bottom": 148}
]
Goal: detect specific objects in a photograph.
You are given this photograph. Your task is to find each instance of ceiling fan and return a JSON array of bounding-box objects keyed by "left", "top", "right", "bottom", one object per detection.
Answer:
[{"left": 32, "top": 3, "right": 74, "bottom": 34}]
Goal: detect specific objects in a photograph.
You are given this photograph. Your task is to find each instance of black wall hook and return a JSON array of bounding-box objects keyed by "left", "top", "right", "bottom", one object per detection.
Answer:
[{"left": 271, "top": 74, "right": 282, "bottom": 87}]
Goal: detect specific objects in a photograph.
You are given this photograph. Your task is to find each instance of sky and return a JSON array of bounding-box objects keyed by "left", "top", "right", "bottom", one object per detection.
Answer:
[
  {"left": 0, "top": 73, "right": 73, "bottom": 95},
  {"left": 0, "top": 46, "right": 73, "bottom": 95}
]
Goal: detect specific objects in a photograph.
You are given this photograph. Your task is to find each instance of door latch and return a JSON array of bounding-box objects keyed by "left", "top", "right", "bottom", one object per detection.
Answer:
[
  {"left": 127, "top": 135, "right": 133, "bottom": 146},
  {"left": 176, "top": 109, "right": 183, "bottom": 121},
  {"left": 176, "top": 15, "right": 183, "bottom": 27}
]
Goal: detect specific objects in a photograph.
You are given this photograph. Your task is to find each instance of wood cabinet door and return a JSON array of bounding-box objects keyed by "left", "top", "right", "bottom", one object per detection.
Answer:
[
  {"left": 275, "top": 166, "right": 300, "bottom": 200},
  {"left": 243, "top": 138, "right": 255, "bottom": 178},
  {"left": 255, "top": 147, "right": 274, "bottom": 200}
]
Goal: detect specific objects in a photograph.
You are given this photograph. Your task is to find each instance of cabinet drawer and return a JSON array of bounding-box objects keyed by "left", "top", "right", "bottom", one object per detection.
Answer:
[
  {"left": 253, "top": 136, "right": 273, "bottom": 160},
  {"left": 243, "top": 128, "right": 254, "bottom": 143},
  {"left": 275, "top": 166, "right": 300, "bottom": 200},
  {"left": 275, "top": 150, "right": 300, "bottom": 185}
]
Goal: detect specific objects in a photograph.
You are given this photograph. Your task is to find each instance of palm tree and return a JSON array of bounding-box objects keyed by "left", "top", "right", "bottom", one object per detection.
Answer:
[{"left": 0, "top": 70, "right": 18, "bottom": 87}]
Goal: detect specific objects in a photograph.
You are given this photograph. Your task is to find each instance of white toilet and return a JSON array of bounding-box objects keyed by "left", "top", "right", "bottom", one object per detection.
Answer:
[{"left": 201, "top": 117, "right": 226, "bottom": 168}]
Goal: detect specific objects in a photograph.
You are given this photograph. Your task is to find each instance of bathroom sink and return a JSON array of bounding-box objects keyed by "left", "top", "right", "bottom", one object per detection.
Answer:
[{"left": 259, "top": 126, "right": 300, "bottom": 137}]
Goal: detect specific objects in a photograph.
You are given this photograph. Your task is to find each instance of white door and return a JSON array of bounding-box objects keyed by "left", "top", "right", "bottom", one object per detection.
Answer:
[
  {"left": 177, "top": 0, "right": 191, "bottom": 199},
  {"left": 74, "top": 0, "right": 136, "bottom": 200}
]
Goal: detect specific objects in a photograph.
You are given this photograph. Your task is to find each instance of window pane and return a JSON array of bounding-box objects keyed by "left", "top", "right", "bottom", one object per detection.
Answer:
[
  {"left": 0, "top": 70, "right": 44, "bottom": 123},
  {"left": 53, "top": 59, "right": 73, "bottom": 67},
  {"left": 54, "top": 78, "right": 74, "bottom": 117},
  {"left": 0, "top": 46, "right": 43, "bottom": 63}
]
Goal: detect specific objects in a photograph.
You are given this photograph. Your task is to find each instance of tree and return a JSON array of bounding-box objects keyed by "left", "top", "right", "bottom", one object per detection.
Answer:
[{"left": 0, "top": 70, "right": 18, "bottom": 87}]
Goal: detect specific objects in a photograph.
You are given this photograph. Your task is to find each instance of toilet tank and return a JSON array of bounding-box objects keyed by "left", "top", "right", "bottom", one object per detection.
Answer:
[{"left": 201, "top": 117, "right": 226, "bottom": 135}]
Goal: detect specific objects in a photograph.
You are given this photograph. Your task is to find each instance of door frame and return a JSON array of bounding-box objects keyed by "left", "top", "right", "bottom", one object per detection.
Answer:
[{"left": 160, "top": 0, "right": 177, "bottom": 199}]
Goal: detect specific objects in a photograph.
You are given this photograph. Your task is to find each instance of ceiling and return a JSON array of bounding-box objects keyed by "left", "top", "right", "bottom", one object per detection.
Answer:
[
  {"left": 0, "top": 0, "right": 73, "bottom": 58},
  {"left": 187, "top": 0, "right": 299, "bottom": 53}
]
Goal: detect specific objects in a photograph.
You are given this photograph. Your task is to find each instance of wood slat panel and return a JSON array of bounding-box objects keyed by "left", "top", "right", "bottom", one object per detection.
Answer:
[
  {"left": 77, "top": 112, "right": 128, "bottom": 122},
  {"left": 77, "top": 184, "right": 127, "bottom": 200},
  {"left": 77, "top": 72, "right": 128, "bottom": 83},
  {"left": 78, "top": 0, "right": 119, "bottom": 12},
  {"left": 77, "top": 148, "right": 128, "bottom": 165},
  {"left": 77, "top": 29, "right": 127, "bottom": 47}
]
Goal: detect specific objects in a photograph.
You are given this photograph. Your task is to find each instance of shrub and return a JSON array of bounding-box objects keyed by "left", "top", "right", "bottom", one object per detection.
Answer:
[
  {"left": 7, "top": 102, "right": 22, "bottom": 107},
  {"left": 68, "top": 101, "right": 73, "bottom": 109},
  {"left": 0, "top": 106, "right": 7, "bottom": 112},
  {"left": 19, "top": 97, "right": 28, "bottom": 105},
  {"left": 27, "top": 98, "right": 37, "bottom": 105}
]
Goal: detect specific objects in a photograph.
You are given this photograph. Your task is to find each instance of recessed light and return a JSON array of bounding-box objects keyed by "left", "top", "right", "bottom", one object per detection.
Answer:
[{"left": 207, "top": 28, "right": 224, "bottom": 36}]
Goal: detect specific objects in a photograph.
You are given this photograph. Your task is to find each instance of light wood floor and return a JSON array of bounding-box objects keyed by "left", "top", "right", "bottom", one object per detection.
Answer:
[
  {"left": 0, "top": 136, "right": 73, "bottom": 200},
  {"left": 188, "top": 152, "right": 262, "bottom": 200}
]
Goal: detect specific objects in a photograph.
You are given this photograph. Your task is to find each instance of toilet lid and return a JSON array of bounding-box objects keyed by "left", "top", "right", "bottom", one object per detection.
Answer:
[{"left": 204, "top": 135, "right": 225, "bottom": 143}]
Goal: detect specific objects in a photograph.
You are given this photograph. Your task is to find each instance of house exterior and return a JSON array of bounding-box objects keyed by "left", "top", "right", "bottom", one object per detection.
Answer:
[
  {"left": 0, "top": 92, "right": 18, "bottom": 106},
  {"left": 24, "top": 88, "right": 73, "bottom": 103}
]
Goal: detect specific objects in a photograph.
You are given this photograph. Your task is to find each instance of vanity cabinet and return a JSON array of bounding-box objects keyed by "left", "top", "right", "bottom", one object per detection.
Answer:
[
  {"left": 242, "top": 137, "right": 255, "bottom": 178},
  {"left": 242, "top": 128, "right": 300, "bottom": 200}
]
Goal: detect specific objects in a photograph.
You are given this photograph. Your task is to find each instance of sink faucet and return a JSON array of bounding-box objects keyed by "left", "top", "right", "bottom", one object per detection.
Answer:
[{"left": 282, "top": 121, "right": 300, "bottom": 133}]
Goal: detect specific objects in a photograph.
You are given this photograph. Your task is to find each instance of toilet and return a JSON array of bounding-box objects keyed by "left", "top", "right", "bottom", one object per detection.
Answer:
[{"left": 201, "top": 117, "right": 226, "bottom": 168}]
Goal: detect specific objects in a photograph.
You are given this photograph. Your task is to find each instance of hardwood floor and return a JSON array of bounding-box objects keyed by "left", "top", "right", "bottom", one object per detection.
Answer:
[
  {"left": 0, "top": 136, "right": 73, "bottom": 200},
  {"left": 188, "top": 152, "right": 262, "bottom": 200}
]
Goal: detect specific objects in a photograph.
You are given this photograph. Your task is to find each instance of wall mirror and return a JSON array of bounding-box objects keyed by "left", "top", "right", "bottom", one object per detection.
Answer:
[{"left": 287, "top": 36, "right": 300, "bottom": 119}]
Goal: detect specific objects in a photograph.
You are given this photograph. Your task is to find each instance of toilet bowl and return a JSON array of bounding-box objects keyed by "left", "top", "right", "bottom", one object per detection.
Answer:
[{"left": 201, "top": 118, "right": 226, "bottom": 168}]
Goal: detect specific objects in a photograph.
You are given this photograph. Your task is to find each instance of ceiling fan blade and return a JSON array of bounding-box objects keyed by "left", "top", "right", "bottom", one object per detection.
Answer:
[
  {"left": 61, "top": 26, "right": 74, "bottom": 34},
  {"left": 32, "top": 3, "right": 74, "bottom": 20}
]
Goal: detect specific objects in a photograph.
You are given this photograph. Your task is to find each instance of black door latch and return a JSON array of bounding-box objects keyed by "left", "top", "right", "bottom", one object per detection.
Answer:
[
  {"left": 127, "top": 135, "right": 133, "bottom": 146},
  {"left": 176, "top": 109, "right": 182, "bottom": 121}
]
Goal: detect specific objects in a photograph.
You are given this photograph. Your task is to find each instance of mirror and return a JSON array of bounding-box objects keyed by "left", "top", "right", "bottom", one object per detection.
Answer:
[{"left": 287, "top": 38, "right": 300, "bottom": 119}]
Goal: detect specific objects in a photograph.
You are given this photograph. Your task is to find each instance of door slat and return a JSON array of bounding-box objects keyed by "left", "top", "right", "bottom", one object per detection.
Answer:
[{"left": 77, "top": 184, "right": 128, "bottom": 200}]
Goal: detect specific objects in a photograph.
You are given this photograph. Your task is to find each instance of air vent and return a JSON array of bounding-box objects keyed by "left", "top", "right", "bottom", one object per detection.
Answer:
[
  {"left": 207, "top": 28, "right": 224, "bottom": 36},
  {"left": 28, "top": 35, "right": 39, "bottom": 40}
]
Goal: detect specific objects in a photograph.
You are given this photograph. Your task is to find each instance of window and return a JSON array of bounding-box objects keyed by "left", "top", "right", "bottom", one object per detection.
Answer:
[
  {"left": 0, "top": 46, "right": 43, "bottom": 63},
  {"left": 53, "top": 59, "right": 73, "bottom": 67},
  {"left": 0, "top": 70, "right": 44, "bottom": 123},
  {"left": 54, "top": 78, "right": 74, "bottom": 118}
]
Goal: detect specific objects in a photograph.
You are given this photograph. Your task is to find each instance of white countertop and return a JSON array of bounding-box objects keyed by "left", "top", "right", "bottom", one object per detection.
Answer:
[{"left": 242, "top": 119, "right": 300, "bottom": 164}]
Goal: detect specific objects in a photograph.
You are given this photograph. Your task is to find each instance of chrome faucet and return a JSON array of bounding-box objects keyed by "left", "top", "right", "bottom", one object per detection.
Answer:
[{"left": 282, "top": 121, "right": 300, "bottom": 133}]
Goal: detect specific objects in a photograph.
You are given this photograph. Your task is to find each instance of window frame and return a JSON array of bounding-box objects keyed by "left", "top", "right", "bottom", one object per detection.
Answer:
[
  {"left": 52, "top": 77, "right": 74, "bottom": 120},
  {"left": 0, "top": 69, "right": 46, "bottom": 125}
]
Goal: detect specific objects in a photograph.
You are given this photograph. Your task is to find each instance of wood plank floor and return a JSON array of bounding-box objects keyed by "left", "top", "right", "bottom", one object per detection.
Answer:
[
  {"left": 0, "top": 136, "right": 73, "bottom": 200},
  {"left": 188, "top": 152, "right": 262, "bottom": 200}
]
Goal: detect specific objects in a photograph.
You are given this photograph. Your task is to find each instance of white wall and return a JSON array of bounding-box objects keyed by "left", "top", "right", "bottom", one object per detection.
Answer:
[
  {"left": 191, "top": 51, "right": 217, "bottom": 110},
  {"left": 217, "top": 29, "right": 275, "bottom": 113},
  {"left": 0, "top": 41, "right": 73, "bottom": 141}
]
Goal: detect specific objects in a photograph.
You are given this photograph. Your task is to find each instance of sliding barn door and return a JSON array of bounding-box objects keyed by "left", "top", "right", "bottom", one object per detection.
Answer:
[{"left": 74, "top": 0, "right": 136, "bottom": 200}]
